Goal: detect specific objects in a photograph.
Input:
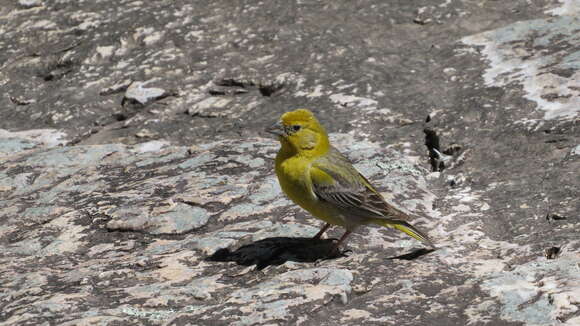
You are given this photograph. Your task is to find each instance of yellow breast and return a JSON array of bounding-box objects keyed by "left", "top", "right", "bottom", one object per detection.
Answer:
[
  {"left": 276, "top": 155, "right": 315, "bottom": 207},
  {"left": 275, "top": 153, "right": 346, "bottom": 227}
]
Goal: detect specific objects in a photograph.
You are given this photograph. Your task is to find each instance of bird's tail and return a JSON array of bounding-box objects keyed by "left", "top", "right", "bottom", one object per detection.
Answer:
[{"left": 372, "top": 218, "right": 435, "bottom": 248}]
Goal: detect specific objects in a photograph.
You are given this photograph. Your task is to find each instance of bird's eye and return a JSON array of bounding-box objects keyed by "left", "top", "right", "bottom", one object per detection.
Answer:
[{"left": 291, "top": 125, "right": 301, "bottom": 132}]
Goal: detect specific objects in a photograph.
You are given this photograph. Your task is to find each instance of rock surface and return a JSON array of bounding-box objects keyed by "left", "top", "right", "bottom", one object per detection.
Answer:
[{"left": 1, "top": 1, "right": 579, "bottom": 325}]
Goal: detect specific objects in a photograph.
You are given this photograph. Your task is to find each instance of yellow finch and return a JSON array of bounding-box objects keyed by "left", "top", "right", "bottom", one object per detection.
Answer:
[{"left": 266, "top": 108, "right": 434, "bottom": 252}]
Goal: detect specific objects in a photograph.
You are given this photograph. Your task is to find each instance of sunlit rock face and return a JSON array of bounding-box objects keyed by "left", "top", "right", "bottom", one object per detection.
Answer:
[{"left": 1, "top": 1, "right": 578, "bottom": 325}]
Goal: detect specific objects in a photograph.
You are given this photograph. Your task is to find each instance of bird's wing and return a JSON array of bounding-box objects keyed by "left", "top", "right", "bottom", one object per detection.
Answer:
[{"left": 310, "top": 147, "right": 409, "bottom": 221}]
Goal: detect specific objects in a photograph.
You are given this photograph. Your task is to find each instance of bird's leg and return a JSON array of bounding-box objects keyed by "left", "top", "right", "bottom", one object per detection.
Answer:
[
  {"left": 336, "top": 230, "right": 352, "bottom": 246},
  {"left": 330, "top": 230, "right": 352, "bottom": 254},
  {"left": 312, "top": 223, "right": 331, "bottom": 239}
]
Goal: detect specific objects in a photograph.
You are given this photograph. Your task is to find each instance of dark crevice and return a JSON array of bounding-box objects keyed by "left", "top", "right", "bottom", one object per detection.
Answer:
[
  {"left": 211, "top": 77, "right": 284, "bottom": 97},
  {"left": 546, "top": 213, "right": 567, "bottom": 221},
  {"left": 544, "top": 246, "right": 561, "bottom": 259},
  {"left": 258, "top": 83, "right": 284, "bottom": 97},
  {"left": 424, "top": 124, "right": 445, "bottom": 172},
  {"left": 113, "top": 113, "right": 129, "bottom": 121}
]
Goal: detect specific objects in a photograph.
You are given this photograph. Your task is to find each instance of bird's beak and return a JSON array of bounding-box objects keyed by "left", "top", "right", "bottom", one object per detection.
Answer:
[{"left": 265, "top": 120, "right": 285, "bottom": 137}]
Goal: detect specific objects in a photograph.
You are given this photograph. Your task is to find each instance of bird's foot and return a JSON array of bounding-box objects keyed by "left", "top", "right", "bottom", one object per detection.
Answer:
[{"left": 326, "top": 242, "right": 352, "bottom": 259}]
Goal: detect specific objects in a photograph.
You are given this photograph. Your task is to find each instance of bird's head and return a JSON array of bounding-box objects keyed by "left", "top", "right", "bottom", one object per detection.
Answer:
[{"left": 266, "top": 108, "right": 330, "bottom": 154}]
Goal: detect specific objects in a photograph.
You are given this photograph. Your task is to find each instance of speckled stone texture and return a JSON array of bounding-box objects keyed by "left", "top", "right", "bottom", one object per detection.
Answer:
[{"left": 1, "top": 1, "right": 579, "bottom": 325}]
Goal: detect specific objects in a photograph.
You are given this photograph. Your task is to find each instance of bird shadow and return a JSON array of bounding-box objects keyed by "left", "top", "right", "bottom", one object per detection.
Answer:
[
  {"left": 387, "top": 248, "right": 436, "bottom": 260},
  {"left": 205, "top": 237, "right": 345, "bottom": 270},
  {"left": 206, "top": 237, "right": 435, "bottom": 270}
]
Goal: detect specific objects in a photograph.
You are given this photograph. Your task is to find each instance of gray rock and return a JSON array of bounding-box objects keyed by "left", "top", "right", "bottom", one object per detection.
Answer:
[
  {"left": 124, "top": 81, "right": 168, "bottom": 106},
  {"left": 0, "top": 0, "right": 579, "bottom": 325},
  {"left": 17, "top": 0, "right": 42, "bottom": 9},
  {"left": 106, "top": 203, "right": 210, "bottom": 234},
  {"left": 463, "top": 15, "right": 580, "bottom": 120}
]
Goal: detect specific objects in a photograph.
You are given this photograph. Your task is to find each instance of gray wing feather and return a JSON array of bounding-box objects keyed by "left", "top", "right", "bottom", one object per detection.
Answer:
[{"left": 312, "top": 147, "right": 409, "bottom": 221}]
